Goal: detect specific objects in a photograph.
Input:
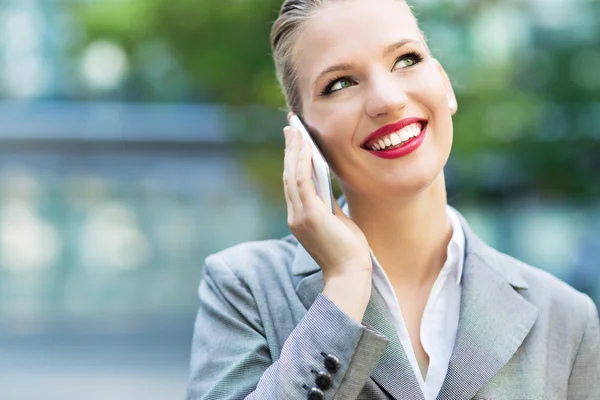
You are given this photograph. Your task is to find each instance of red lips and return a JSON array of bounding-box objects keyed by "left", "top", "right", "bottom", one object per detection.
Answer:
[
  {"left": 361, "top": 117, "right": 427, "bottom": 148},
  {"left": 362, "top": 118, "right": 428, "bottom": 160}
]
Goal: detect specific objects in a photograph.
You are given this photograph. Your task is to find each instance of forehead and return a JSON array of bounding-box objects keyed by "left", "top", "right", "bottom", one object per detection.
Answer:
[{"left": 294, "top": 0, "right": 423, "bottom": 81}]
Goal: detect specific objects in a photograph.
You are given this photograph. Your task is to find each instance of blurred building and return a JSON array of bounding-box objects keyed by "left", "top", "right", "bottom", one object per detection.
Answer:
[{"left": 0, "top": 100, "right": 288, "bottom": 399}]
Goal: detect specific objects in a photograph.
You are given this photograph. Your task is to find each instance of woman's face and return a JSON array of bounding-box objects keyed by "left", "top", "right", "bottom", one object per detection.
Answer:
[{"left": 294, "top": 0, "right": 457, "bottom": 199}]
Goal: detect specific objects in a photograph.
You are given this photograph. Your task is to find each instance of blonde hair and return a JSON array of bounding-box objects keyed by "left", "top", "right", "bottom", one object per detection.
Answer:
[{"left": 270, "top": 0, "right": 420, "bottom": 115}]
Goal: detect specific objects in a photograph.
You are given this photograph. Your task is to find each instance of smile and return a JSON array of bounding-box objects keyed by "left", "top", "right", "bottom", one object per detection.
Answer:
[{"left": 361, "top": 118, "right": 428, "bottom": 159}]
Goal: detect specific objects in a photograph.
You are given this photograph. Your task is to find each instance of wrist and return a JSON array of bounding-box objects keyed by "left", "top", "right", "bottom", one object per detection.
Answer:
[
  {"left": 324, "top": 270, "right": 371, "bottom": 286},
  {"left": 322, "top": 272, "right": 372, "bottom": 324},
  {"left": 323, "top": 263, "right": 372, "bottom": 285}
]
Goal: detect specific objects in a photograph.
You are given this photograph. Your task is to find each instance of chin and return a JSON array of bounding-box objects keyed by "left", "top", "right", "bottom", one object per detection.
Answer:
[
  {"left": 385, "top": 169, "right": 443, "bottom": 198},
  {"left": 342, "top": 165, "right": 443, "bottom": 201}
]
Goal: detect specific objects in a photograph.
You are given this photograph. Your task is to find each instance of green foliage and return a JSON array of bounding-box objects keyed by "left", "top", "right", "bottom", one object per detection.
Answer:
[
  {"left": 74, "top": 0, "right": 284, "bottom": 105},
  {"left": 71, "top": 0, "right": 600, "bottom": 199}
]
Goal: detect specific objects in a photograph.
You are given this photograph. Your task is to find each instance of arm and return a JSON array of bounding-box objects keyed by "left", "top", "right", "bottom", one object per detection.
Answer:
[
  {"left": 186, "top": 255, "right": 389, "bottom": 400},
  {"left": 567, "top": 295, "right": 600, "bottom": 399}
]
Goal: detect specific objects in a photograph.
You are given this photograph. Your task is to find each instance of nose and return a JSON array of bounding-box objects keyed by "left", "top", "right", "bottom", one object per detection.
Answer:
[{"left": 364, "top": 73, "right": 409, "bottom": 118}]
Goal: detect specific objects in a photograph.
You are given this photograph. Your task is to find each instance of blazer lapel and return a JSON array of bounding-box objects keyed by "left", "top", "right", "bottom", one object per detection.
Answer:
[
  {"left": 293, "top": 244, "right": 424, "bottom": 400},
  {"left": 437, "top": 212, "right": 539, "bottom": 400},
  {"left": 363, "top": 282, "right": 425, "bottom": 400}
]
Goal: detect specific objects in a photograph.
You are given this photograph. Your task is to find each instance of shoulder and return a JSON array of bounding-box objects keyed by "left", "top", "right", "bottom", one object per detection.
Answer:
[
  {"left": 202, "top": 234, "right": 300, "bottom": 288},
  {"left": 457, "top": 205, "right": 595, "bottom": 327},
  {"left": 489, "top": 247, "right": 595, "bottom": 330}
]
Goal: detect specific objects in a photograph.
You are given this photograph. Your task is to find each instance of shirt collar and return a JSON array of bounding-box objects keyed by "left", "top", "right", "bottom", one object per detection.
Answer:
[
  {"left": 446, "top": 206, "right": 466, "bottom": 285},
  {"left": 341, "top": 202, "right": 466, "bottom": 285}
]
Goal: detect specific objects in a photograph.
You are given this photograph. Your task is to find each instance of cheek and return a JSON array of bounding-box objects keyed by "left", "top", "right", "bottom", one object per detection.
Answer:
[
  {"left": 407, "top": 63, "right": 448, "bottom": 102},
  {"left": 409, "top": 72, "right": 454, "bottom": 160},
  {"left": 300, "top": 118, "right": 343, "bottom": 173},
  {"left": 305, "top": 103, "right": 361, "bottom": 155},
  {"left": 319, "top": 124, "right": 356, "bottom": 174},
  {"left": 411, "top": 77, "right": 453, "bottom": 137},
  {"left": 414, "top": 79, "right": 448, "bottom": 111}
]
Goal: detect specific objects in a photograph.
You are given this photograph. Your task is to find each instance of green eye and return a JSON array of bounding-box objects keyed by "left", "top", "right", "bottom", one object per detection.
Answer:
[
  {"left": 330, "top": 79, "right": 354, "bottom": 92},
  {"left": 397, "top": 58, "right": 416, "bottom": 68},
  {"left": 393, "top": 52, "right": 424, "bottom": 70}
]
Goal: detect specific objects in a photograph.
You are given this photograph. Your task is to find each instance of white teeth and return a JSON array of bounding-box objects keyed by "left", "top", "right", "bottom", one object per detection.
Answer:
[
  {"left": 368, "top": 122, "right": 423, "bottom": 151},
  {"left": 401, "top": 123, "right": 418, "bottom": 139},
  {"left": 411, "top": 125, "right": 419, "bottom": 137}
]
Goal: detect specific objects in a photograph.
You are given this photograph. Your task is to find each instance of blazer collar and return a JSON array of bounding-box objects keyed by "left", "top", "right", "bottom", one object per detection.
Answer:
[
  {"left": 292, "top": 198, "right": 538, "bottom": 399},
  {"left": 290, "top": 240, "right": 321, "bottom": 276}
]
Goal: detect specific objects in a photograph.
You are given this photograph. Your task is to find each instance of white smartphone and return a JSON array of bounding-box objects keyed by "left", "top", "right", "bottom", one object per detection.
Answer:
[{"left": 289, "top": 115, "right": 335, "bottom": 214}]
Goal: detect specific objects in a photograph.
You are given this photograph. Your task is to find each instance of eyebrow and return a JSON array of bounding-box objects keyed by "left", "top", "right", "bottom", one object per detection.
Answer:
[
  {"left": 313, "top": 38, "right": 420, "bottom": 88},
  {"left": 383, "top": 38, "right": 420, "bottom": 57}
]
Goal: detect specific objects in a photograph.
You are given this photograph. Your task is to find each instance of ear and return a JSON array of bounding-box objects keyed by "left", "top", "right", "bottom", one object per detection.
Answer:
[{"left": 434, "top": 59, "right": 458, "bottom": 116}]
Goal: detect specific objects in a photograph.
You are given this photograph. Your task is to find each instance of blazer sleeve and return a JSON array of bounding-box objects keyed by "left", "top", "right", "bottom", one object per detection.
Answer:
[
  {"left": 186, "top": 255, "right": 389, "bottom": 400},
  {"left": 567, "top": 294, "right": 600, "bottom": 399}
]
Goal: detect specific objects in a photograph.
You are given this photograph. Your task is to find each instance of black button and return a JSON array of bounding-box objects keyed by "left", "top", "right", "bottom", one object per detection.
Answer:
[
  {"left": 307, "top": 387, "right": 325, "bottom": 400},
  {"left": 315, "top": 370, "right": 333, "bottom": 390},
  {"left": 323, "top": 354, "right": 340, "bottom": 373}
]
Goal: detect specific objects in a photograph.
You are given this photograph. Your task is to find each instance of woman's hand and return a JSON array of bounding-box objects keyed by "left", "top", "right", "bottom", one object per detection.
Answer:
[{"left": 282, "top": 120, "right": 372, "bottom": 285}]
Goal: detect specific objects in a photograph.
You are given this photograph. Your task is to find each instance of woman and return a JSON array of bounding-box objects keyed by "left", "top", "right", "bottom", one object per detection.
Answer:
[{"left": 187, "top": 0, "right": 600, "bottom": 399}]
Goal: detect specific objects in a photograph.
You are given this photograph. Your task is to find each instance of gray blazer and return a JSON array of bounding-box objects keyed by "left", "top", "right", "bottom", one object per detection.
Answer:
[{"left": 187, "top": 208, "right": 600, "bottom": 399}]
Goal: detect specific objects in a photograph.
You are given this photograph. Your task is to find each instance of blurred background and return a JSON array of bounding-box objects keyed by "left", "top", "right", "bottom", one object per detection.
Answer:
[{"left": 0, "top": 0, "right": 598, "bottom": 398}]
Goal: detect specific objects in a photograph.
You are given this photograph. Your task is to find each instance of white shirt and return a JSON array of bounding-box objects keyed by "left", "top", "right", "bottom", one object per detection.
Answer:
[{"left": 342, "top": 204, "right": 465, "bottom": 400}]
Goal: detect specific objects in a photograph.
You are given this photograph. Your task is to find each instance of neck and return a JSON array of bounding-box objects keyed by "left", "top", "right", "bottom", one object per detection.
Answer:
[{"left": 343, "top": 172, "right": 452, "bottom": 289}]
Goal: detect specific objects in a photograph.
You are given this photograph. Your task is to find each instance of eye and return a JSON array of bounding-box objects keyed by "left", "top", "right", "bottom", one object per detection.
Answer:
[
  {"left": 330, "top": 79, "right": 355, "bottom": 92},
  {"left": 321, "top": 77, "right": 356, "bottom": 96},
  {"left": 392, "top": 51, "right": 424, "bottom": 70}
]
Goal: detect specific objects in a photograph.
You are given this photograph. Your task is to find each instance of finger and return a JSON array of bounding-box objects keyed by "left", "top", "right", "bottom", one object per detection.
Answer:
[
  {"left": 282, "top": 173, "right": 295, "bottom": 223},
  {"left": 283, "top": 125, "right": 290, "bottom": 146},
  {"left": 296, "top": 136, "right": 322, "bottom": 212},
  {"left": 283, "top": 127, "right": 303, "bottom": 213},
  {"left": 287, "top": 112, "right": 295, "bottom": 124},
  {"left": 282, "top": 128, "right": 294, "bottom": 219}
]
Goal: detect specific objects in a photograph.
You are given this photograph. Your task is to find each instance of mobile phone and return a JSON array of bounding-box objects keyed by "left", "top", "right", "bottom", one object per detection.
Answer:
[{"left": 289, "top": 115, "right": 335, "bottom": 214}]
